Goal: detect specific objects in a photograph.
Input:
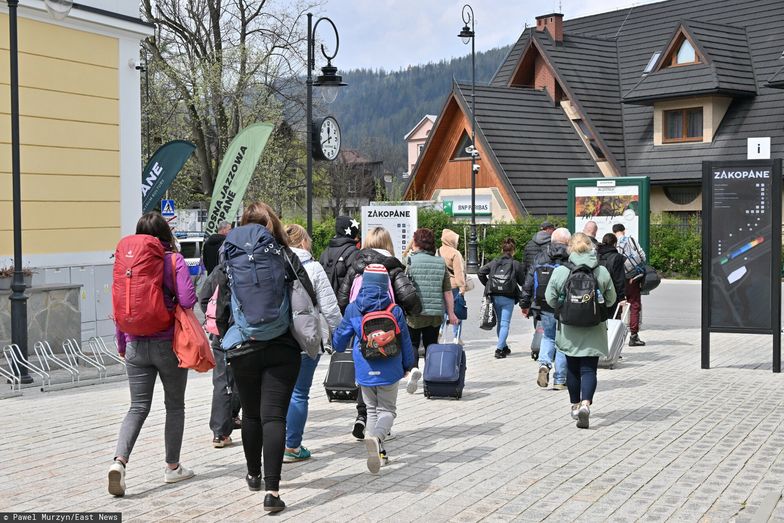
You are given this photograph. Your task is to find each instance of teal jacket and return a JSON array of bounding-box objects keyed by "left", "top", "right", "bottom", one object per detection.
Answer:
[{"left": 545, "top": 251, "right": 617, "bottom": 358}]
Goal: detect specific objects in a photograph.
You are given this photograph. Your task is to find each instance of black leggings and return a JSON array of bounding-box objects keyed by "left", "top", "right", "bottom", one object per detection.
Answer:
[
  {"left": 230, "top": 340, "right": 301, "bottom": 491},
  {"left": 565, "top": 355, "right": 599, "bottom": 404},
  {"left": 409, "top": 325, "right": 439, "bottom": 369}
]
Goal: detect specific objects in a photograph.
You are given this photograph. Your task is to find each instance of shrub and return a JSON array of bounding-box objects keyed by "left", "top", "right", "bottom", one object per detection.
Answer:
[{"left": 649, "top": 213, "right": 701, "bottom": 278}]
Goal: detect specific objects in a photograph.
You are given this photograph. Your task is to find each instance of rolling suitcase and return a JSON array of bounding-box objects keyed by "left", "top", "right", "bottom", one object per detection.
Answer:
[
  {"left": 600, "top": 306, "right": 630, "bottom": 369},
  {"left": 324, "top": 350, "right": 359, "bottom": 401},
  {"left": 423, "top": 324, "right": 466, "bottom": 399},
  {"left": 531, "top": 318, "right": 543, "bottom": 360}
]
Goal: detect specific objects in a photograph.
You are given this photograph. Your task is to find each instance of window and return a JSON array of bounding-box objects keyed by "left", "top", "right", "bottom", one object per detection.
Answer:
[
  {"left": 574, "top": 119, "right": 606, "bottom": 161},
  {"left": 347, "top": 176, "right": 359, "bottom": 195},
  {"left": 417, "top": 143, "right": 425, "bottom": 157},
  {"left": 452, "top": 131, "right": 473, "bottom": 159},
  {"left": 643, "top": 51, "right": 661, "bottom": 74},
  {"left": 663, "top": 108, "right": 703, "bottom": 143},
  {"left": 663, "top": 34, "right": 700, "bottom": 68}
]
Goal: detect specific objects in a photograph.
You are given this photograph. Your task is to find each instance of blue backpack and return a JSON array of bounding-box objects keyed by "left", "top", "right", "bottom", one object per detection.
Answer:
[{"left": 220, "top": 224, "right": 290, "bottom": 347}]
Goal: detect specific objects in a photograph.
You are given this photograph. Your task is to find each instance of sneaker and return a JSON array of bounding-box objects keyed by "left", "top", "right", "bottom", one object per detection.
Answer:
[
  {"left": 406, "top": 368, "right": 422, "bottom": 394},
  {"left": 537, "top": 366, "right": 549, "bottom": 388},
  {"left": 494, "top": 349, "right": 506, "bottom": 359},
  {"left": 212, "top": 435, "right": 232, "bottom": 448},
  {"left": 164, "top": 464, "right": 195, "bottom": 484},
  {"left": 629, "top": 334, "right": 646, "bottom": 347},
  {"left": 502, "top": 345, "right": 511, "bottom": 356},
  {"left": 385, "top": 430, "right": 396, "bottom": 441},
  {"left": 108, "top": 461, "right": 126, "bottom": 497},
  {"left": 365, "top": 436, "right": 382, "bottom": 474},
  {"left": 570, "top": 404, "right": 580, "bottom": 420},
  {"left": 552, "top": 383, "right": 566, "bottom": 391},
  {"left": 246, "top": 473, "right": 261, "bottom": 492},
  {"left": 380, "top": 449, "right": 389, "bottom": 466},
  {"left": 233, "top": 416, "right": 242, "bottom": 430},
  {"left": 264, "top": 493, "right": 286, "bottom": 513},
  {"left": 283, "top": 446, "right": 312, "bottom": 463},
  {"left": 352, "top": 418, "right": 366, "bottom": 440},
  {"left": 576, "top": 403, "right": 590, "bottom": 429}
]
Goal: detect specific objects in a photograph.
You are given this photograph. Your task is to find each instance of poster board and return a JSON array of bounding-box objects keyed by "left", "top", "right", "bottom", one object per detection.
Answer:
[
  {"left": 567, "top": 177, "right": 650, "bottom": 254},
  {"left": 361, "top": 205, "right": 417, "bottom": 262},
  {"left": 701, "top": 160, "right": 781, "bottom": 371}
]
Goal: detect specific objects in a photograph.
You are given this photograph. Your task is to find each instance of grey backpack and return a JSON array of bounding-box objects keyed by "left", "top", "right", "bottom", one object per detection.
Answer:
[{"left": 287, "top": 257, "right": 322, "bottom": 359}]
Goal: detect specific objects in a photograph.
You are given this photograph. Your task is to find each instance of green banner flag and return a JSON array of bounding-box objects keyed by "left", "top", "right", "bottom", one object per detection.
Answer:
[
  {"left": 205, "top": 122, "right": 274, "bottom": 234},
  {"left": 141, "top": 140, "right": 196, "bottom": 213}
]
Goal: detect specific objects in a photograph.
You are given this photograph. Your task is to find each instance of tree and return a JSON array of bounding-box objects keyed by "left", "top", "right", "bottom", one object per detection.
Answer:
[
  {"left": 141, "top": 0, "right": 314, "bottom": 196},
  {"left": 319, "top": 152, "right": 379, "bottom": 218}
]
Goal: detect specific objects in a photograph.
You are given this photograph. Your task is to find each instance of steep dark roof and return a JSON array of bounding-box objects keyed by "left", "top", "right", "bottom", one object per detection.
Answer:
[
  {"left": 532, "top": 31, "right": 626, "bottom": 170},
  {"left": 491, "top": 0, "right": 784, "bottom": 184},
  {"left": 622, "top": 19, "right": 757, "bottom": 103},
  {"left": 455, "top": 83, "right": 600, "bottom": 216}
]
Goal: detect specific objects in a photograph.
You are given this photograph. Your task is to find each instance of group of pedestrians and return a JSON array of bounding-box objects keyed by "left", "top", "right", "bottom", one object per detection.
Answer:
[
  {"left": 107, "top": 208, "right": 463, "bottom": 513},
  {"left": 479, "top": 220, "right": 646, "bottom": 429}
]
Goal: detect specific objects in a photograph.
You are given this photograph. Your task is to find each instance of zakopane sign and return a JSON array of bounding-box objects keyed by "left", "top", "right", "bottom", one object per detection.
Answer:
[
  {"left": 141, "top": 140, "right": 196, "bottom": 213},
  {"left": 205, "top": 123, "right": 274, "bottom": 234}
]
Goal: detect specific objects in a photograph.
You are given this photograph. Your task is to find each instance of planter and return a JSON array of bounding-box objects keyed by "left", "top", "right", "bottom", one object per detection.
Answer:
[{"left": 0, "top": 275, "right": 32, "bottom": 290}]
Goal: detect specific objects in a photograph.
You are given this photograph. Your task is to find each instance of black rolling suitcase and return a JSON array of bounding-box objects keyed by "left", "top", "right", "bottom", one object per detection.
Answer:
[
  {"left": 324, "top": 350, "right": 359, "bottom": 402},
  {"left": 531, "top": 318, "right": 543, "bottom": 360}
]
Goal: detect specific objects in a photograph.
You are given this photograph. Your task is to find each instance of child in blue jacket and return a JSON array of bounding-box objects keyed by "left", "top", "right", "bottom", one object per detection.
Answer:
[{"left": 333, "top": 264, "right": 415, "bottom": 473}]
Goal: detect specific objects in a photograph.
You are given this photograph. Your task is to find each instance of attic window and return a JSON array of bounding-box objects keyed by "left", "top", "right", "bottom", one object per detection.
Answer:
[
  {"left": 643, "top": 51, "right": 661, "bottom": 74},
  {"left": 663, "top": 34, "right": 701, "bottom": 68},
  {"left": 452, "top": 131, "right": 473, "bottom": 160},
  {"left": 574, "top": 119, "right": 606, "bottom": 161}
]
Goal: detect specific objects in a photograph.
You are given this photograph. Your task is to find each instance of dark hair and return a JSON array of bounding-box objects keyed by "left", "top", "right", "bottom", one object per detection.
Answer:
[
  {"left": 136, "top": 212, "right": 177, "bottom": 251},
  {"left": 241, "top": 202, "right": 289, "bottom": 247},
  {"left": 412, "top": 228, "right": 435, "bottom": 253},
  {"left": 601, "top": 233, "right": 617, "bottom": 246},
  {"left": 611, "top": 223, "right": 625, "bottom": 233},
  {"left": 502, "top": 237, "right": 516, "bottom": 255}
]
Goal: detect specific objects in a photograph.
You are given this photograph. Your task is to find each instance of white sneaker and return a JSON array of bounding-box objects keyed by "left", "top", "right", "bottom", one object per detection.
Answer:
[
  {"left": 108, "top": 461, "right": 126, "bottom": 497},
  {"left": 365, "top": 436, "right": 382, "bottom": 474},
  {"left": 385, "top": 430, "right": 396, "bottom": 441},
  {"left": 164, "top": 464, "right": 195, "bottom": 483},
  {"left": 406, "top": 368, "right": 422, "bottom": 394}
]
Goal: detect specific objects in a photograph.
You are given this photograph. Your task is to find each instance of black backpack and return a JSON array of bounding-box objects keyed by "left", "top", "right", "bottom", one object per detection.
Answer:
[
  {"left": 533, "top": 262, "right": 560, "bottom": 305},
  {"left": 322, "top": 243, "right": 355, "bottom": 293},
  {"left": 489, "top": 257, "right": 518, "bottom": 295},
  {"left": 556, "top": 265, "right": 607, "bottom": 327}
]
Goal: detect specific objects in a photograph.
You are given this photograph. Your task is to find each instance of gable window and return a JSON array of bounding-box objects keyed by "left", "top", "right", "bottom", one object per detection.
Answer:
[
  {"left": 662, "top": 34, "right": 701, "bottom": 68},
  {"left": 452, "top": 131, "right": 473, "bottom": 160},
  {"left": 663, "top": 107, "right": 703, "bottom": 143}
]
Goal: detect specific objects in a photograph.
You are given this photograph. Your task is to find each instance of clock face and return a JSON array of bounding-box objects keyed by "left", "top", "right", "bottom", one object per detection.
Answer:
[{"left": 319, "top": 117, "right": 341, "bottom": 161}]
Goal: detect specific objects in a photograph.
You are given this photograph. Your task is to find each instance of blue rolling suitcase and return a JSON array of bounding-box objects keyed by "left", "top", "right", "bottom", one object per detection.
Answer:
[{"left": 423, "top": 325, "right": 466, "bottom": 399}]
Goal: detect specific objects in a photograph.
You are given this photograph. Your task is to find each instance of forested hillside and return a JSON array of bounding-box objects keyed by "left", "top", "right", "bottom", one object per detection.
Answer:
[{"left": 329, "top": 45, "right": 512, "bottom": 173}]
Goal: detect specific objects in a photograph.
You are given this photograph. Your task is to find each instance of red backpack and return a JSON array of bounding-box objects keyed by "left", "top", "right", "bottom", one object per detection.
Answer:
[
  {"left": 360, "top": 304, "right": 401, "bottom": 360},
  {"left": 112, "top": 235, "right": 173, "bottom": 335}
]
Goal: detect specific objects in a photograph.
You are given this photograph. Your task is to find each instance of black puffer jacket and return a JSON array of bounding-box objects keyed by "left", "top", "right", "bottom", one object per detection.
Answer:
[
  {"left": 337, "top": 248, "right": 422, "bottom": 316},
  {"left": 597, "top": 244, "right": 626, "bottom": 303},
  {"left": 521, "top": 230, "right": 551, "bottom": 277},
  {"left": 519, "top": 242, "right": 570, "bottom": 312}
]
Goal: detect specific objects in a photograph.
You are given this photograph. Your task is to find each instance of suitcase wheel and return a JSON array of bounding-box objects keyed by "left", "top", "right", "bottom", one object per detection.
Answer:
[{"left": 531, "top": 351, "right": 539, "bottom": 360}]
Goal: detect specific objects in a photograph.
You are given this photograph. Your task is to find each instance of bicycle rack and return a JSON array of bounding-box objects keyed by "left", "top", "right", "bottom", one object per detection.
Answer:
[
  {"left": 88, "top": 336, "right": 126, "bottom": 368},
  {"left": 0, "top": 352, "right": 21, "bottom": 393},
  {"left": 3, "top": 343, "right": 50, "bottom": 391},
  {"left": 63, "top": 339, "right": 106, "bottom": 381},
  {"left": 33, "top": 340, "right": 77, "bottom": 387}
]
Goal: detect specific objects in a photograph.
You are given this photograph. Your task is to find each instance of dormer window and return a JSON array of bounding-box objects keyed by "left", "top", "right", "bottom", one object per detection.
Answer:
[
  {"left": 452, "top": 131, "right": 473, "bottom": 160},
  {"left": 663, "top": 34, "right": 701, "bottom": 68}
]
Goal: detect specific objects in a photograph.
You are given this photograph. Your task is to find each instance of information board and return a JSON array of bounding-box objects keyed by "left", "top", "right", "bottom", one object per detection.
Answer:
[
  {"left": 361, "top": 205, "right": 417, "bottom": 261},
  {"left": 701, "top": 160, "right": 781, "bottom": 371}
]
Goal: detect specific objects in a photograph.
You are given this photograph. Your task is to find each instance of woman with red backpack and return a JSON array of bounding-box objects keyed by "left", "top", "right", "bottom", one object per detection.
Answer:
[{"left": 108, "top": 212, "right": 198, "bottom": 497}]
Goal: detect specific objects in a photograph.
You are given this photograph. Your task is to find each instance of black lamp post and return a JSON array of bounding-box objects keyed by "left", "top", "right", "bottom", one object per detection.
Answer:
[
  {"left": 6, "top": 0, "right": 32, "bottom": 384},
  {"left": 306, "top": 13, "right": 346, "bottom": 234},
  {"left": 458, "top": 4, "right": 479, "bottom": 274}
]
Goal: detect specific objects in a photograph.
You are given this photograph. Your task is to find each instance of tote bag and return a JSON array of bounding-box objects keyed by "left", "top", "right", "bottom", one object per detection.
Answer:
[{"left": 171, "top": 256, "right": 215, "bottom": 372}]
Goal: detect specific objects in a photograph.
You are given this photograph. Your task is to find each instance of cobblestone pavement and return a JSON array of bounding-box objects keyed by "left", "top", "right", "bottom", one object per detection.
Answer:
[{"left": 2, "top": 283, "right": 784, "bottom": 522}]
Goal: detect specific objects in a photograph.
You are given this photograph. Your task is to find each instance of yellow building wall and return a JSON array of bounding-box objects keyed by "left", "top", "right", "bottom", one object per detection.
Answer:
[{"left": 0, "top": 14, "right": 120, "bottom": 257}]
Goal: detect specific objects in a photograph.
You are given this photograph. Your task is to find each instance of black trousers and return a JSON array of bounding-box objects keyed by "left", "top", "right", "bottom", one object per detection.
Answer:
[
  {"left": 230, "top": 339, "right": 301, "bottom": 491},
  {"left": 409, "top": 325, "right": 439, "bottom": 369}
]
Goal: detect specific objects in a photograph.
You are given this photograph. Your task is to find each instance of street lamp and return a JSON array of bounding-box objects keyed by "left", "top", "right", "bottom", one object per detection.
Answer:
[
  {"left": 5, "top": 0, "right": 32, "bottom": 383},
  {"left": 458, "top": 4, "right": 479, "bottom": 274},
  {"left": 306, "top": 13, "right": 346, "bottom": 234}
]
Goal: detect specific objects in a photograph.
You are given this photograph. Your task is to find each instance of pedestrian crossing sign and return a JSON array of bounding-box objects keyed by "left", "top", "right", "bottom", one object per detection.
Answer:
[{"left": 161, "top": 199, "right": 175, "bottom": 217}]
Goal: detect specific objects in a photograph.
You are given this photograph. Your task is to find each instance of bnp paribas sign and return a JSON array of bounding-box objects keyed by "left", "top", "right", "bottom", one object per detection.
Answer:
[{"left": 446, "top": 195, "right": 492, "bottom": 216}]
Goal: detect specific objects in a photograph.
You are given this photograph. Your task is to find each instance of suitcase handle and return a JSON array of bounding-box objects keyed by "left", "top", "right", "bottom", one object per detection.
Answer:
[
  {"left": 440, "top": 318, "right": 462, "bottom": 344},
  {"left": 613, "top": 303, "right": 631, "bottom": 323}
]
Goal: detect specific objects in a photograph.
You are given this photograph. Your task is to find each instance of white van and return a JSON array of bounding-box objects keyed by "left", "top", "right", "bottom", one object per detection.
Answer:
[{"left": 174, "top": 234, "right": 204, "bottom": 278}]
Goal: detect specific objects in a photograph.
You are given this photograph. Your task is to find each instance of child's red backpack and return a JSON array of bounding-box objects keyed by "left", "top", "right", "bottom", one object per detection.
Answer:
[
  {"left": 112, "top": 235, "right": 173, "bottom": 335},
  {"left": 360, "top": 304, "right": 401, "bottom": 360}
]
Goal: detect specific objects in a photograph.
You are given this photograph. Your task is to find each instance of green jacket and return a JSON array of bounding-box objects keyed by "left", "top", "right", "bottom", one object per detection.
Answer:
[
  {"left": 406, "top": 250, "right": 448, "bottom": 325},
  {"left": 545, "top": 251, "right": 617, "bottom": 358}
]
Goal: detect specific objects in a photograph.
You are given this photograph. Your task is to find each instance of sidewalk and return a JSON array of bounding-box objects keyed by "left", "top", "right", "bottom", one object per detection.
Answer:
[{"left": 2, "top": 300, "right": 784, "bottom": 521}]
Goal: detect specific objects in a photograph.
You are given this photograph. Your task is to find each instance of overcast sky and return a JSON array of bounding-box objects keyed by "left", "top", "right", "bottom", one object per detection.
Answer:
[{"left": 320, "top": 0, "right": 661, "bottom": 71}]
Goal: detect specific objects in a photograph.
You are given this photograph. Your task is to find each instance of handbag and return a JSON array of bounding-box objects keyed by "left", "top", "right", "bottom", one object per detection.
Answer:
[
  {"left": 464, "top": 275, "right": 475, "bottom": 292},
  {"left": 286, "top": 256, "right": 323, "bottom": 359},
  {"left": 454, "top": 292, "right": 468, "bottom": 320},
  {"left": 170, "top": 256, "right": 215, "bottom": 372},
  {"left": 479, "top": 293, "right": 496, "bottom": 330},
  {"left": 640, "top": 265, "right": 661, "bottom": 293}
]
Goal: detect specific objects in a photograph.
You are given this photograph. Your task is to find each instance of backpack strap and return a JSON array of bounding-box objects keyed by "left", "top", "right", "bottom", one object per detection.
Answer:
[
  {"left": 170, "top": 254, "right": 179, "bottom": 303},
  {"left": 385, "top": 303, "right": 401, "bottom": 333}
]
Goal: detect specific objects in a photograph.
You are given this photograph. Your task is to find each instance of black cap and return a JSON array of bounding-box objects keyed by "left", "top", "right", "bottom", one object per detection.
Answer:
[
  {"left": 540, "top": 221, "right": 555, "bottom": 230},
  {"left": 336, "top": 216, "right": 360, "bottom": 239}
]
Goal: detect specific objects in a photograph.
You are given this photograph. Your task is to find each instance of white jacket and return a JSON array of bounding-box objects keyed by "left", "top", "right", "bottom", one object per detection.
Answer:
[{"left": 291, "top": 247, "right": 342, "bottom": 336}]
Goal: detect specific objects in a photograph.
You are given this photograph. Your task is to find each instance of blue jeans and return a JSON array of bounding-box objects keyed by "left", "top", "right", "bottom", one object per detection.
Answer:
[
  {"left": 537, "top": 311, "right": 566, "bottom": 385},
  {"left": 285, "top": 353, "right": 321, "bottom": 449},
  {"left": 492, "top": 295, "right": 516, "bottom": 350}
]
